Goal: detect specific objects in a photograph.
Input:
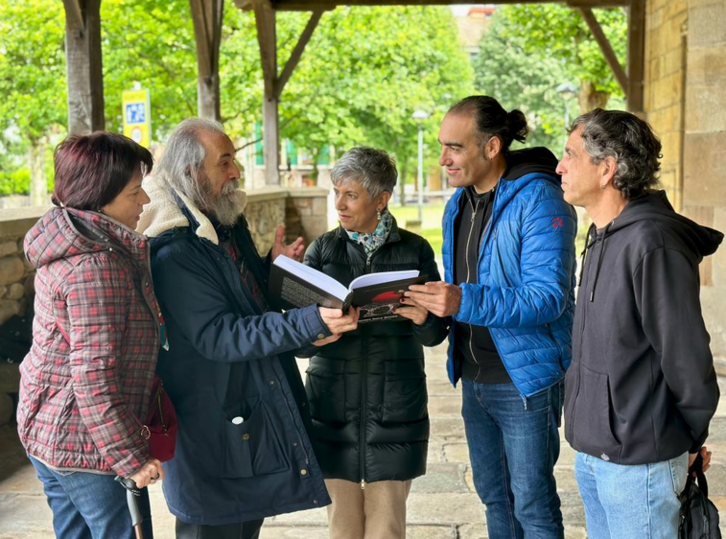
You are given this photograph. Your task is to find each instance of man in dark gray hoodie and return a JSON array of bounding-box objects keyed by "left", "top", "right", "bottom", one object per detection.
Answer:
[{"left": 557, "top": 108, "right": 722, "bottom": 539}]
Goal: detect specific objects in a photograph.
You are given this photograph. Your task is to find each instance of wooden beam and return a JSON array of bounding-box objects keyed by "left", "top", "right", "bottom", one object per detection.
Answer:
[
  {"left": 189, "top": 0, "right": 224, "bottom": 120},
  {"left": 251, "top": 0, "right": 281, "bottom": 185},
  {"left": 579, "top": 7, "right": 628, "bottom": 95},
  {"left": 238, "top": 0, "right": 628, "bottom": 9},
  {"left": 63, "top": 0, "right": 104, "bottom": 135},
  {"left": 253, "top": 0, "right": 277, "bottom": 97},
  {"left": 276, "top": 10, "right": 323, "bottom": 98},
  {"left": 626, "top": 0, "right": 646, "bottom": 113},
  {"left": 62, "top": 0, "right": 84, "bottom": 30}
]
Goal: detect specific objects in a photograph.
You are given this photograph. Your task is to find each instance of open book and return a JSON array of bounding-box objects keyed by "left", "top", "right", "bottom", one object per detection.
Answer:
[{"left": 269, "top": 255, "right": 427, "bottom": 323}]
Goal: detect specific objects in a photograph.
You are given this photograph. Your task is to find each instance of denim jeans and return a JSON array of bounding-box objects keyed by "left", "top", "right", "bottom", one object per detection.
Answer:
[
  {"left": 461, "top": 379, "right": 564, "bottom": 539},
  {"left": 574, "top": 451, "right": 688, "bottom": 539},
  {"left": 29, "top": 455, "right": 153, "bottom": 539}
]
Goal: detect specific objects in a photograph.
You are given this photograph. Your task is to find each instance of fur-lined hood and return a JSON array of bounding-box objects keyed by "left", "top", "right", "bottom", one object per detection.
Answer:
[{"left": 136, "top": 172, "right": 248, "bottom": 244}]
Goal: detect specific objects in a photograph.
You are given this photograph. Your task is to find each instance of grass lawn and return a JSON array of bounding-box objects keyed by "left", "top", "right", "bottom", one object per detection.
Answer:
[{"left": 389, "top": 203, "right": 446, "bottom": 255}]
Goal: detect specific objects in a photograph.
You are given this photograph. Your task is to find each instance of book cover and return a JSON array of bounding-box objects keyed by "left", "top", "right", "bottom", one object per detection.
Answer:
[
  {"left": 351, "top": 275, "right": 427, "bottom": 323},
  {"left": 269, "top": 255, "right": 426, "bottom": 322}
]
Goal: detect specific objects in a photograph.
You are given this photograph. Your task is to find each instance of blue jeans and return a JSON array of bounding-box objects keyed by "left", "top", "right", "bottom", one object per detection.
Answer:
[
  {"left": 29, "top": 455, "right": 153, "bottom": 539},
  {"left": 575, "top": 451, "right": 688, "bottom": 539},
  {"left": 462, "top": 379, "right": 564, "bottom": 539}
]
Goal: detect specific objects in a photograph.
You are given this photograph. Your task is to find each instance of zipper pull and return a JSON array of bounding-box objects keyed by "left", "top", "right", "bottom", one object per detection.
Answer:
[{"left": 360, "top": 479, "right": 366, "bottom": 490}]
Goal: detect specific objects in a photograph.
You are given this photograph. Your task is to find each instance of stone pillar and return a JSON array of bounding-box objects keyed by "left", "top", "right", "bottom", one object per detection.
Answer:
[
  {"left": 681, "top": 0, "right": 726, "bottom": 358},
  {"left": 645, "top": 0, "right": 726, "bottom": 358}
]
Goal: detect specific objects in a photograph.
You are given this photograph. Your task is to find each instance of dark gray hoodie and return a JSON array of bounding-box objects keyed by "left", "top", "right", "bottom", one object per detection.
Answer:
[{"left": 564, "top": 190, "right": 722, "bottom": 465}]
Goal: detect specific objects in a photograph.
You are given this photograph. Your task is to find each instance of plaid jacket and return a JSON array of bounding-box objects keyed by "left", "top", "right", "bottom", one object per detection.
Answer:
[{"left": 17, "top": 207, "right": 161, "bottom": 477}]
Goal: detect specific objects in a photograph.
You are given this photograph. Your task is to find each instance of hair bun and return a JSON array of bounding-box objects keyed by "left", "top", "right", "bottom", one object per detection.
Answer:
[{"left": 506, "top": 109, "right": 529, "bottom": 143}]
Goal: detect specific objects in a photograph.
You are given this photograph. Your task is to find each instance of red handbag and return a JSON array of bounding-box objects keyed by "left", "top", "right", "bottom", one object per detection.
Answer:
[{"left": 140, "top": 377, "right": 178, "bottom": 462}]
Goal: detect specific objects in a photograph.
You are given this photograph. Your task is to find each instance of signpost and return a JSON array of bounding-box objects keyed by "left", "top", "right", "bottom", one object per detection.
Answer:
[{"left": 122, "top": 87, "right": 151, "bottom": 148}]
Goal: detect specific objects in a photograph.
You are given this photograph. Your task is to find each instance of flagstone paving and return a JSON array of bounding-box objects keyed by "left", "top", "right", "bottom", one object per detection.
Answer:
[{"left": 1, "top": 344, "right": 725, "bottom": 538}]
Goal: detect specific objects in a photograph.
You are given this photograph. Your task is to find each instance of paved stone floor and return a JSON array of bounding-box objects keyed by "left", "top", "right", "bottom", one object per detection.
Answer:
[{"left": 2, "top": 343, "right": 726, "bottom": 538}]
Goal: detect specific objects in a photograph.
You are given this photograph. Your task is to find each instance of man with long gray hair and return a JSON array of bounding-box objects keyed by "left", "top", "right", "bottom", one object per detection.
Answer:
[
  {"left": 137, "top": 118, "right": 359, "bottom": 538},
  {"left": 557, "top": 109, "right": 721, "bottom": 539}
]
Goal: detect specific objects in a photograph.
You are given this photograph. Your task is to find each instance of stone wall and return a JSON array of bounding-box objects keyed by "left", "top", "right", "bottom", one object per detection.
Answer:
[
  {"left": 645, "top": 0, "right": 726, "bottom": 357},
  {"left": 243, "top": 188, "right": 289, "bottom": 254},
  {"left": 0, "top": 208, "right": 46, "bottom": 327},
  {"left": 0, "top": 207, "right": 46, "bottom": 424},
  {"left": 644, "top": 0, "right": 688, "bottom": 210},
  {"left": 286, "top": 187, "right": 331, "bottom": 246},
  {"left": 0, "top": 188, "right": 329, "bottom": 425},
  {"left": 682, "top": 0, "right": 726, "bottom": 357}
]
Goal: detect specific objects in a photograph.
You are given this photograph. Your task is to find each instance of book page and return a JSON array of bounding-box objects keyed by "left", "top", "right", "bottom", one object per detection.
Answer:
[
  {"left": 273, "top": 255, "right": 349, "bottom": 301},
  {"left": 279, "top": 276, "right": 345, "bottom": 309},
  {"left": 349, "top": 269, "right": 419, "bottom": 290}
]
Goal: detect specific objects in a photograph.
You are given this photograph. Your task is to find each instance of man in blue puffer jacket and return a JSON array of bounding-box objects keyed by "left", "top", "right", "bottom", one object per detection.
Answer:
[{"left": 406, "top": 96, "right": 577, "bottom": 539}]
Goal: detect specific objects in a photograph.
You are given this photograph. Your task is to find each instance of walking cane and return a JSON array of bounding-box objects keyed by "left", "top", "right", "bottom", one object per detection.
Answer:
[{"left": 115, "top": 476, "right": 145, "bottom": 539}]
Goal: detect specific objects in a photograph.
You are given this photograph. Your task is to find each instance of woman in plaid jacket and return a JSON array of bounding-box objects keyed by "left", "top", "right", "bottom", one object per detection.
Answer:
[{"left": 17, "top": 133, "right": 164, "bottom": 539}]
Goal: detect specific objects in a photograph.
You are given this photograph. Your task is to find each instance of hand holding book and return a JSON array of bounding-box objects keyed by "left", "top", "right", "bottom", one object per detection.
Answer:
[
  {"left": 270, "top": 255, "right": 428, "bottom": 323},
  {"left": 394, "top": 298, "right": 429, "bottom": 326},
  {"left": 316, "top": 306, "right": 359, "bottom": 342}
]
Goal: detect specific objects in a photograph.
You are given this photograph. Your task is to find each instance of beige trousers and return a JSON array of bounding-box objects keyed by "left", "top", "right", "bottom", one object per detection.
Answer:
[{"left": 325, "top": 478, "right": 413, "bottom": 539}]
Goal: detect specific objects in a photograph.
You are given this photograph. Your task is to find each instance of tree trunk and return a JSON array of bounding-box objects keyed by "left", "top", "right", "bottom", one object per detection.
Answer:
[
  {"left": 29, "top": 138, "right": 48, "bottom": 206},
  {"left": 578, "top": 80, "right": 610, "bottom": 113}
]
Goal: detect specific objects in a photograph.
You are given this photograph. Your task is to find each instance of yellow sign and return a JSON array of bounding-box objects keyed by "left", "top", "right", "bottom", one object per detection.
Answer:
[{"left": 122, "top": 89, "right": 151, "bottom": 148}]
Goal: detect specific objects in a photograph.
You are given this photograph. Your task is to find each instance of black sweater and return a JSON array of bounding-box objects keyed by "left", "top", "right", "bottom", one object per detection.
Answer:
[{"left": 564, "top": 191, "right": 722, "bottom": 465}]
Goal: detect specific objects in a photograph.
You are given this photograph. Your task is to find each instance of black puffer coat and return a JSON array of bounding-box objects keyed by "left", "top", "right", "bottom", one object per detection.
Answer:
[{"left": 302, "top": 219, "right": 449, "bottom": 484}]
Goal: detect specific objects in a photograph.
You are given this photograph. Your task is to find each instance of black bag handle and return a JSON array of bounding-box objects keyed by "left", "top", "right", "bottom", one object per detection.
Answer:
[{"left": 689, "top": 452, "right": 709, "bottom": 498}]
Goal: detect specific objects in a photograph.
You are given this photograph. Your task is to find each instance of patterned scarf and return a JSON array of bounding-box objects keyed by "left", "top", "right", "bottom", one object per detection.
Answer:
[{"left": 345, "top": 209, "right": 393, "bottom": 257}]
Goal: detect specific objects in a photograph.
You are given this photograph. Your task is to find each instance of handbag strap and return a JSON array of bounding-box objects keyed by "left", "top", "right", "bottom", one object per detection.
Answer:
[{"left": 689, "top": 453, "right": 710, "bottom": 498}]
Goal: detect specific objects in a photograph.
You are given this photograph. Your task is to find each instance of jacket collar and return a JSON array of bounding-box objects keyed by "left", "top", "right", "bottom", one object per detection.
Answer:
[
  {"left": 334, "top": 214, "right": 402, "bottom": 244},
  {"left": 137, "top": 172, "right": 247, "bottom": 244}
]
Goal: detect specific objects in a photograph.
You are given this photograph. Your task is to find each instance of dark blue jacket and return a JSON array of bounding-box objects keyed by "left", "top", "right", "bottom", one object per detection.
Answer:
[
  {"left": 139, "top": 180, "right": 331, "bottom": 525},
  {"left": 442, "top": 148, "right": 578, "bottom": 397}
]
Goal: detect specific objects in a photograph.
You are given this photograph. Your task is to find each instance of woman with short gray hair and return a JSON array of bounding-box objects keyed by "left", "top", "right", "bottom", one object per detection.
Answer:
[{"left": 302, "top": 147, "right": 449, "bottom": 539}]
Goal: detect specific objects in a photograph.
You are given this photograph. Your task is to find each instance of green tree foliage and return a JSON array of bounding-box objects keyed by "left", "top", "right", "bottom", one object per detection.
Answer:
[
  {"left": 277, "top": 7, "right": 473, "bottom": 151},
  {"left": 496, "top": 5, "right": 627, "bottom": 111},
  {"left": 102, "top": 0, "right": 199, "bottom": 138},
  {"left": 0, "top": 1, "right": 67, "bottom": 141},
  {"left": 474, "top": 14, "right": 570, "bottom": 152},
  {"left": 0, "top": 0, "right": 66, "bottom": 196},
  {"left": 0, "top": 3, "right": 473, "bottom": 195},
  {"left": 221, "top": 6, "right": 474, "bottom": 179},
  {"left": 472, "top": 5, "right": 627, "bottom": 153}
]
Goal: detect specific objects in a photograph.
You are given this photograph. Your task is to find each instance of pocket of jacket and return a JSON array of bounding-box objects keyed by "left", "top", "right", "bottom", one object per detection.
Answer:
[
  {"left": 574, "top": 365, "right": 622, "bottom": 462},
  {"left": 221, "top": 401, "right": 289, "bottom": 478},
  {"left": 305, "top": 370, "right": 346, "bottom": 424},
  {"left": 382, "top": 360, "right": 428, "bottom": 424}
]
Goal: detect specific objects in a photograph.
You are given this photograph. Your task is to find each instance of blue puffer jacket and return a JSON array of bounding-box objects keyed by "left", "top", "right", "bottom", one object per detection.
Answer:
[{"left": 442, "top": 149, "right": 577, "bottom": 397}]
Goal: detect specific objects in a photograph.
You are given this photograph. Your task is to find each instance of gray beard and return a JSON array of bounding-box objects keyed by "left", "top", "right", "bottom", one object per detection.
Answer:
[{"left": 199, "top": 173, "right": 243, "bottom": 226}]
